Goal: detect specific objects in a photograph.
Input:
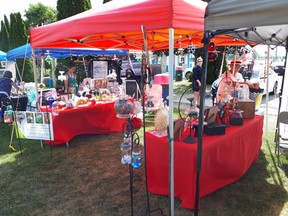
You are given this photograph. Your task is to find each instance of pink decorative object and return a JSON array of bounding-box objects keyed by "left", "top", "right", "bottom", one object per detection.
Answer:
[{"left": 154, "top": 74, "right": 169, "bottom": 85}]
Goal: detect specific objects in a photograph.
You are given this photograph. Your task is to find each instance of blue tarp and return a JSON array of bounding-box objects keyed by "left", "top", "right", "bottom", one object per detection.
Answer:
[
  {"left": 6, "top": 44, "right": 127, "bottom": 61},
  {"left": 0, "top": 50, "right": 7, "bottom": 61}
]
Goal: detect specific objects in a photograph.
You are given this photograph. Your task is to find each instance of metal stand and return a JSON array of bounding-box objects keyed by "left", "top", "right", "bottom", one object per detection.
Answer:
[
  {"left": 140, "top": 25, "right": 164, "bottom": 216},
  {"left": 121, "top": 118, "right": 140, "bottom": 216}
]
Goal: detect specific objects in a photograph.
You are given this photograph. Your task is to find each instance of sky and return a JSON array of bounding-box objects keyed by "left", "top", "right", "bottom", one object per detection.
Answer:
[{"left": 0, "top": 0, "right": 101, "bottom": 20}]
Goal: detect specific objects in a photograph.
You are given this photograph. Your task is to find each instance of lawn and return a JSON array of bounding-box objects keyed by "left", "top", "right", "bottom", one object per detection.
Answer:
[{"left": 0, "top": 82, "right": 287, "bottom": 216}]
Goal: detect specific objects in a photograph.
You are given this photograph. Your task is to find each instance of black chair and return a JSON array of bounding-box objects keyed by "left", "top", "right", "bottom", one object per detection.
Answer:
[
  {"left": 0, "top": 91, "right": 14, "bottom": 112},
  {"left": 125, "top": 80, "right": 141, "bottom": 100}
]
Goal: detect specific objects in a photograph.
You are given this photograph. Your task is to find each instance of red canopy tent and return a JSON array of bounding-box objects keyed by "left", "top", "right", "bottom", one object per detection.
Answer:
[
  {"left": 29, "top": 0, "right": 248, "bottom": 214},
  {"left": 30, "top": 0, "right": 243, "bottom": 50}
]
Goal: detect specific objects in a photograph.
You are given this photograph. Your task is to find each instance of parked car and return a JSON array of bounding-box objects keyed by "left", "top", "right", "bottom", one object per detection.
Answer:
[
  {"left": 248, "top": 63, "right": 278, "bottom": 95},
  {"left": 272, "top": 64, "right": 285, "bottom": 76}
]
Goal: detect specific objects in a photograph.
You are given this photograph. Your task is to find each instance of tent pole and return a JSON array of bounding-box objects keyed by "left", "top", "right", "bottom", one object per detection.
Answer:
[
  {"left": 32, "top": 48, "right": 39, "bottom": 110},
  {"left": 277, "top": 38, "right": 288, "bottom": 114},
  {"left": 264, "top": 46, "right": 270, "bottom": 140},
  {"left": 194, "top": 31, "right": 210, "bottom": 216},
  {"left": 168, "top": 27, "right": 175, "bottom": 216}
]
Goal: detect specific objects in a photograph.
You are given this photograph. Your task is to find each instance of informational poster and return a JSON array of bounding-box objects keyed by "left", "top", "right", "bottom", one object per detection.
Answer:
[
  {"left": 92, "top": 61, "right": 108, "bottom": 79},
  {"left": 15, "top": 111, "right": 54, "bottom": 140},
  {"left": 121, "top": 60, "right": 142, "bottom": 76}
]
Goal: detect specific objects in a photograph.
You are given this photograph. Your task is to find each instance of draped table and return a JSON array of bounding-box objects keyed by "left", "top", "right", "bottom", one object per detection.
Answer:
[
  {"left": 40, "top": 100, "right": 126, "bottom": 146},
  {"left": 146, "top": 115, "right": 264, "bottom": 209}
]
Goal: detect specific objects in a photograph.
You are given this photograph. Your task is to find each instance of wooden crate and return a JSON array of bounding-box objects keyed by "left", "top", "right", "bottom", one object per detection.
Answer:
[{"left": 238, "top": 100, "right": 255, "bottom": 119}]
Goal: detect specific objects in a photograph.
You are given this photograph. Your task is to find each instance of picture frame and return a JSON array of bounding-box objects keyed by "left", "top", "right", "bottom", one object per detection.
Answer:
[{"left": 92, "top": 61, "right": 108, "bottom": 79}]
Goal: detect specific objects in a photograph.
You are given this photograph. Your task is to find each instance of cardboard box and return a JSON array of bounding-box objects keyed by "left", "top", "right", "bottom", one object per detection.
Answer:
[{"left": 238, "top": 100, "right": 255, "bottom": 119}]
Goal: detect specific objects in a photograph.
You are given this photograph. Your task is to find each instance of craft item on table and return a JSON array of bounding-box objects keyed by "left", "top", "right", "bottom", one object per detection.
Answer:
[
  {"left": 114, "top": 98, "right": 133, "bottom": 118},
  {"left": 218, "top": 100, "right": 230, "bottom": 127},
  {"left": 58, "top": 101, "right": 66, "bottom": 109},
  {"left": 46, "top": 96, "right": 55, "bottom": 108},
  {"left": 52, "top": 101, "right": 59, "bottom": 116},
  {"left": 65, "top": 100, "right": 74, "bottom": 109},
  {"left": 229, "top": 103, "right": 244, "bottom": 126},
  {"left": 154, "top": 102, "right": 169, "bottom": 136},
  {"left": 183, "top": 108, "right": 198, "bottom": 144},
  {"left": 89, "top": 98, "right": 96, "bottom": 105}
]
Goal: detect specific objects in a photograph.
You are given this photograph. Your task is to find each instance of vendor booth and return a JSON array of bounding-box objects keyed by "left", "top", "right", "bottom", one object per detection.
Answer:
[{"left": 28, "top": 0, "right": 263, "bottom": 214}]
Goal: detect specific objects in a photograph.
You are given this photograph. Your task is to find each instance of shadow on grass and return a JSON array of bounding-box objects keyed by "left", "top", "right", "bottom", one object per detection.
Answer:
[
  {"left": 1, "top": 124, "right": 288, "bottom": 215},
  {"left": 200, "top": 149, "right": 287, "bottom": 216}
]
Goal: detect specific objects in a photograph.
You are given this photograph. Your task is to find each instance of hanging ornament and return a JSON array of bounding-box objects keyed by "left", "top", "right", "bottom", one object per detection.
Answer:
[
  {"left": 45, "top": 51, "right": 52, "bottom": 64},
  {"left": 208, "top": 42, "right": 220, "bottom": 61}
]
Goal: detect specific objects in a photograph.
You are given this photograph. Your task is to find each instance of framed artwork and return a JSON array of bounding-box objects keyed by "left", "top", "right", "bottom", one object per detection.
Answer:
[
  {"left": 92, "top": 61, "right": 108, "bottom": 79},
  {"left": 93, "top": 79, "right": 108, "bottom": 90}
]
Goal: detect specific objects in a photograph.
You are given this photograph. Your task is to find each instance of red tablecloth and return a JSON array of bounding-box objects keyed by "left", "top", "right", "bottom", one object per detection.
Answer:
[
  {"left": 146, "top": 115, "right": 264, "bottom": 209},
  {"left": 40, "top": 101, "right": 126, "bottom": 146}
]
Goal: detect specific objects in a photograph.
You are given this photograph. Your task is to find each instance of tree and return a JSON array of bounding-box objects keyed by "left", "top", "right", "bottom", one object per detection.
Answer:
[
  {"left": 25, "top": 3, "right": 57, "bottom": 27},
  {"left": 9, "top": 13, "right": 27, "bottom": 49},
  {"left": 0, "top": 18, "right": 10, "bottom": 51},
  {"left": 57, "top": 0, "right": 92, "bottom": 21}
]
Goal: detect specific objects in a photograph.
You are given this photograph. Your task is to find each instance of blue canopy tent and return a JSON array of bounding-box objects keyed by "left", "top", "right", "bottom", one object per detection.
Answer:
[
  {"left": 6, "top": 43, "right": 127, "bottom": 61},
  {"left": 0, "top": 50, "right": 7, "bottom": 61}
]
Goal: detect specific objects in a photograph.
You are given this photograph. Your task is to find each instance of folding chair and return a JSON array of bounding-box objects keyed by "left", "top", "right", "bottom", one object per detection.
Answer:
[
  {"left": 125, "top": 80, "right": 141, "bottom": 100},
  {"left": 0, "top": 91, "right": 14, "bottom": 111},
  {"left": 275, "top": 111, "right": 288, "bottom": 166}
]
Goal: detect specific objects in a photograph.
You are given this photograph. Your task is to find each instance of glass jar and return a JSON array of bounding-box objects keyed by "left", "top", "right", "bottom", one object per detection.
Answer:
[
  {"left": 121, "top": 142, "right": 131, "bottom": 164},
  {"left": 114, "top": 98, "right": 133, "bottom": 118},
  {"left": 131, "top": 148, "right": 141, "bottom": 169}
]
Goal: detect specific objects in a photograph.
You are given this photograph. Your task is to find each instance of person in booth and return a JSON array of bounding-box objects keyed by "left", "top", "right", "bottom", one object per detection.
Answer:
[
  {"left": 192, "top": 57, "right": 203, "bottom": 108},
  {"left": 216, "top": 59, "right": 244, "bottom": 102},
  {"left": 64, "top": 61, "right": 78, "bottom": 94},
  {"left": 0, "top": 70, "right": 23, "bottom": 97},
  {"left": 216, "top": 58, "right": 257, "bottom": 102}
]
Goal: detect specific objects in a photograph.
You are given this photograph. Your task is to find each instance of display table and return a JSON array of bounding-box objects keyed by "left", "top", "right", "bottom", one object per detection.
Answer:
[
  {"left": 146, "top": 115, "right": 264, "bottom": 209},
  {"left": 40, "top": 101, "right": 126, "bottom": 146}
]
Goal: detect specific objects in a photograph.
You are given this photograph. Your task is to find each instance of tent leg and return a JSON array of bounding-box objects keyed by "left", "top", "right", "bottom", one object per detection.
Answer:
[{"left": 194, "top": 31, "right": 211, "bottom": 216}]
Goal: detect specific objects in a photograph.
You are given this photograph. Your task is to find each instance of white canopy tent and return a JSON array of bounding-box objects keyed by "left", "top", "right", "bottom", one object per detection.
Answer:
[
  {"left": 205, "top": 0, "right": 288, "bottom": 116},
  {"left": 190, "top": 1, "right": 288, "bottom": 215}
]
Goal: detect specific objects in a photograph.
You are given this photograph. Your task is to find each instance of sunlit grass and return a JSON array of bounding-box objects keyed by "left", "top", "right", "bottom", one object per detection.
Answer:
[{"left": 0, "top": 82, "right": 287, "bottom": 215}]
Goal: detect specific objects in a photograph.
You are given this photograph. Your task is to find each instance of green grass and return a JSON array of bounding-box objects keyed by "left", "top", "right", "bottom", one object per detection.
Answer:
[{"left": 0, "top": 82, "right": 287, "bottom": 215}]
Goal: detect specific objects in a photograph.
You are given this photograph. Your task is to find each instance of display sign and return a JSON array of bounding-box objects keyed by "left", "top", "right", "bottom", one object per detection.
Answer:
[
  {"left": 92, "top": 61, "right": 108, "bottom": 79},
  {"left": 15, "top": 111, "right": 54, "bottom": 140},
  {"left": 121, "top": 60, "right": 142, "bottom": 76}
]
